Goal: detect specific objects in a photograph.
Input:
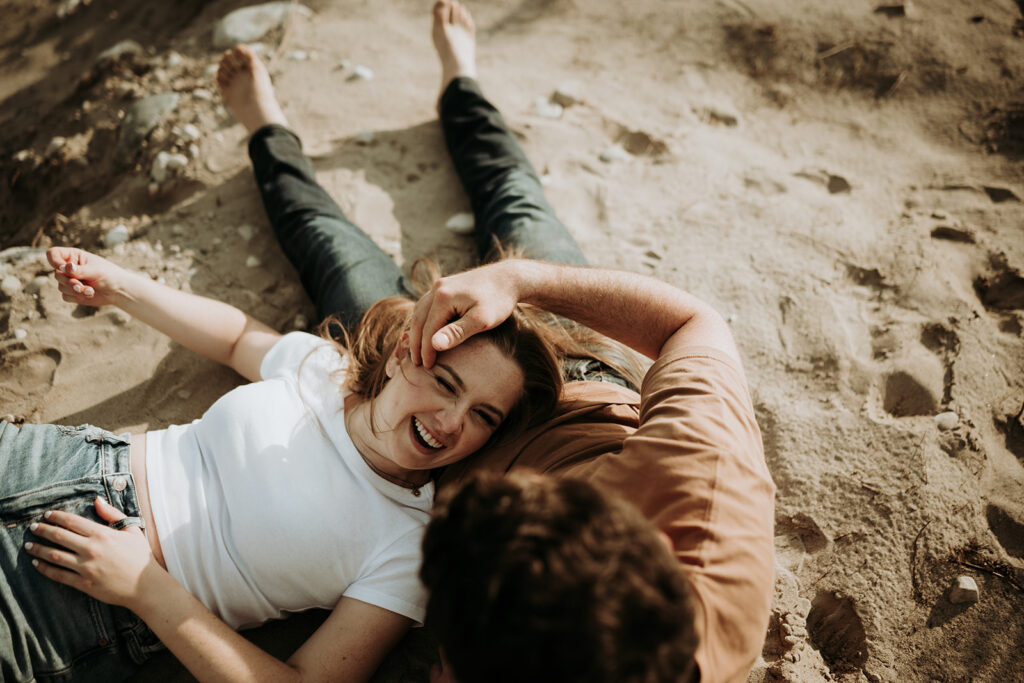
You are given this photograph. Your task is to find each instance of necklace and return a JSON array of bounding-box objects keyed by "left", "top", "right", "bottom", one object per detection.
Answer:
[
  {"left": 345, "top": 397, "right": 426, "bottom": 496},
  {"left": 357, "top": 449, "right": 426, "bottom": 497}
]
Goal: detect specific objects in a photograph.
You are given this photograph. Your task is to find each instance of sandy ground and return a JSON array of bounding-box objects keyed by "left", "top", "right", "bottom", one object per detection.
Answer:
[{"left": 2, "top": 0, "right": 1023, "bottom": 681}]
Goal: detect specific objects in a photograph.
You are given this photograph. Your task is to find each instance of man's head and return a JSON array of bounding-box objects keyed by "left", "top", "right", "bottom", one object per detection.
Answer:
[{"left": 421, "top": 471, "right": 699, "bottom": 683}]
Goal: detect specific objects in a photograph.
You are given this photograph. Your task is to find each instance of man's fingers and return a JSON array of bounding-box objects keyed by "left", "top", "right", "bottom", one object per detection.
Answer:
[
  {"left": 409, "top": 291, "right": 433, "bottom": 366},
  {"left": 432, "top": 312, "right": 488, "bottom": 352}
]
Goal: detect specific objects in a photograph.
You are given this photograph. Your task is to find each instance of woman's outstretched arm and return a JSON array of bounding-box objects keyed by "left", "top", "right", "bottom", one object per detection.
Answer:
[
  {"left": 27, "top": 498, "right": 410, "bottom": 683},
  {"left": 47, "top": 247, "right": 280, "bottom": 382}
]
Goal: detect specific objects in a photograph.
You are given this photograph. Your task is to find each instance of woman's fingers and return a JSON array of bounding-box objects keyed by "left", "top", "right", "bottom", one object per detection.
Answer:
[
  {"left": 38, "top": 509, "right": 101, "bottom": 537},
  {"left": 30, "top": 556, "right": 87, "bottom": 592},
  {"left": 24, "top": 540, "right": 80, "bottom": 569}
]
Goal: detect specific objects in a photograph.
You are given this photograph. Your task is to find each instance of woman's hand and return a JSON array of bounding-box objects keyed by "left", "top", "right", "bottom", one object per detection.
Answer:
[
  {"left": 25, "top": 497, "right": 161, "bottom": 610},
  {"left": 46, "top": 247, "right": 131, "bottom": 308}
]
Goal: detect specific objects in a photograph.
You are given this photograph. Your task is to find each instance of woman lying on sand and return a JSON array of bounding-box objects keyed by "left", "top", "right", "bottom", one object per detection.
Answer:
[
  {"left": 1, "top": 238, "right": 560, "bottom": 677},
  {"left": 1, "top": 1, "right": 665, "bottom": 681}
]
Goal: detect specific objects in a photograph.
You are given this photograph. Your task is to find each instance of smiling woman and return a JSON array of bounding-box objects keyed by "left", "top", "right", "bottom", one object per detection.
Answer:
[{"left": 0, "top": 246, "right": 562, "bottom": 683}]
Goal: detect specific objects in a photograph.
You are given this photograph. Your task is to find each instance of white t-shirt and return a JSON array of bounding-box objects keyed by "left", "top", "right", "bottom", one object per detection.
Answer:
[{"left": 146, "top": 332, "right": 434, "bottom": 629}]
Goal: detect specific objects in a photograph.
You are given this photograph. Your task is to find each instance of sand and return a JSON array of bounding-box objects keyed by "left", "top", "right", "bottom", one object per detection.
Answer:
[{"left": 1, "top": 0, "right": 1023, "bottom": 681}]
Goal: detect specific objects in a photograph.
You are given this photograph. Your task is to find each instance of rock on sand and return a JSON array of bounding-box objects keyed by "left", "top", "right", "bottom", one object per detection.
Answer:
[{"left": 213, "top": 3, "right": 312, "bottom": 49}]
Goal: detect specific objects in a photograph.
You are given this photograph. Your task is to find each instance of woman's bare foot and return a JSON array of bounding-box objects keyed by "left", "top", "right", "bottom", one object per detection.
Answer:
[
  {"left": 216, "top": 45, "right": 289, "bottom": 135},
  {"left": 432, "top": 0, "right": 477, "bottom": 94}
]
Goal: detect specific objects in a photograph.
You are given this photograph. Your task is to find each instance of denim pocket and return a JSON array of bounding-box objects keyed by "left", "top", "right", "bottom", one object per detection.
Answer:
[{"left": 1, "top": 493, "right": 122, "bottom": 680}]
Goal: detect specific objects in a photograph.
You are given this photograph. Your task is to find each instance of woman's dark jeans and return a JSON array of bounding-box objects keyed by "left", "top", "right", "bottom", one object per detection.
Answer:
[{"left": 248, "top": 76, "right": 634, "bottom": 388}]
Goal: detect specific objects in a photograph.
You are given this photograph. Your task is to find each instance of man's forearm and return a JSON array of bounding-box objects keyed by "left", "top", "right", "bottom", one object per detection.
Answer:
[{"left": 507, "top": 259, "right": 738, "bottom": 362}]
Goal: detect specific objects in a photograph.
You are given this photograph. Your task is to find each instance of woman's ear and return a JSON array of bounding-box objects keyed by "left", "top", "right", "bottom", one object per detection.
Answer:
[{"left": 386, "top": 333, "right": 411, "bottom": 378}]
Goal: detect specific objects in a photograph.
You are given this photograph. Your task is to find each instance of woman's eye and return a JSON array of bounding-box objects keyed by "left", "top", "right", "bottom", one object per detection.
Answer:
[
  {"left": 476, "top": 410, "right": 497, "bottom": 428},
  {"left": 434, "top": 376, "right": 455, "bottom": 394}
]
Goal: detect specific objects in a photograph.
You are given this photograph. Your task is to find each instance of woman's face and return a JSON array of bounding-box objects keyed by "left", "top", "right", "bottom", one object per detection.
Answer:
[{"left": 363, "top": 337, "right": 525, "bottom": 478}]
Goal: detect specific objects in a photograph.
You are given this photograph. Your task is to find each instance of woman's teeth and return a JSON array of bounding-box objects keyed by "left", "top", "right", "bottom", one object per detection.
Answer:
[{"left": 414, "top": 417, "right": 443, "bottom": 449}]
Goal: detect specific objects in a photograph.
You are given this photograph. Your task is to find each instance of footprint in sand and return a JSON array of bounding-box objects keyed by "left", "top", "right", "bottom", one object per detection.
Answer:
[
  {"left": 986, "top": 503, "right": 1024, "bottom": 560},
  {"left": 805, "top": 590, "right": 869, "bottom": 675},
  {"left": 0, "top": 345, "right": 61, "bottom": 410}
]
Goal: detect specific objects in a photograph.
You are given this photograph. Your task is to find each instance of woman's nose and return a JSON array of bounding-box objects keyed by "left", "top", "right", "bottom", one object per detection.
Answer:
[{"left": 435, "top": 404, "right": 465, "bottom": 435}]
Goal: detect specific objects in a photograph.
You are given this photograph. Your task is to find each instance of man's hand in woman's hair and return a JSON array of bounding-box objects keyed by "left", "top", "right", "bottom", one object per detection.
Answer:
[
  {"left": 409, "top": 260, "right": 522, "bottom": 368},
  {"left": 46, "top": 247, "right": 129, "bottom": 308}
]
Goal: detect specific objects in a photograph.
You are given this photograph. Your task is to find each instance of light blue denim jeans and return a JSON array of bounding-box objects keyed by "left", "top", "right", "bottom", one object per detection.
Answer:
[{"left": 0, "top": 422, "right": 163, "bottom": 682}]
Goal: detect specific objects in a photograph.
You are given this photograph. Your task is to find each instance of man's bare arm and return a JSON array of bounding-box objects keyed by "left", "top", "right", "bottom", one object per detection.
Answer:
[{"left": 409, "top": 259, "right": 739, "bottom": 368}]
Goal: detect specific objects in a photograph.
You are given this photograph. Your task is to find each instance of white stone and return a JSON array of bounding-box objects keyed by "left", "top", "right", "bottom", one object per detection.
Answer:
[
  {"left": 151, "top": 151, "right": 189, "bottom": 183},
  {"left": 188, "top": 143, "right": 200, "bottom": 159},
  {"left": 552, "top": 82, "right": 583, "bottom": 107},
  {"left": 533, "top": 96, "right": 563, "bottom": 119},
  {"left": 213, "top": 3, "right": 313, "bottom": 49},
  {"left": 24, "top": 276, "right": 50, "bottom": 295},
  {"left": 445, "top": 212, "right": 475, "bottom": 235},
  {"left": 347, "top": 65, "right": 374, "bottom": 81},
  {"left": 934, "top": 411, "right": 958, "bottom": 430},
  {"left": 96, "top": 40, "right": 143, "bottom": 65},
  {"left": 46, "top": 137, "right": 67, "bottom": 157},
  {"left": 949, "top": 576, "right": 979, "bottom": 604},
  {"left": 355, "top": 130, "right": 375, "bottom": 144},
  {"left": 1, "top": 275, "right": 22, "bottom": 298},
  {"left": 246, "top": 255, "right": 261, "bottom": 268},
  {"left": 599, "top": 145, "right": 630, "bottom": 163},
  {"left": 179, "top": 123, "right": 201, "bottom": 141},
  {"left": 14, "top": 149, "right": 31, "bottom": 162},
  {"left": 237, "top": 224, "right": 255, "bottom": 241},
  {"left": 13, "top": 328, "right": 27, "bottom": 340},
  {"left": 204, "top": 64, "right": 219, "bottom": 77},
  {"left": 285, "top": 50, "right": 309, "bottom": 61},
  {"left": 192, "top": 88, "right": 213, "bottom": 101},
  {"left": 112, "top": 310, "right": 130, "bottom": 325},
  {"left": 165, "top": 51, "right": 184, "bottom": 68},
  {"left": 56, "top": 0, "right": 82, "bottom": 19},
  {"left": 292, "top": 313, "right": 309, "bottom": 330},
  {"left": 103, "top": 224, "right": 131, "bottom": 248}
]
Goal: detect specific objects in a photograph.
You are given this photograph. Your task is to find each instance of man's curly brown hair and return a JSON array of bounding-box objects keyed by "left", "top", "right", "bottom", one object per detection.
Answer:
[{"left": 420, "top": 471, "right": 699, "bottom": 683}]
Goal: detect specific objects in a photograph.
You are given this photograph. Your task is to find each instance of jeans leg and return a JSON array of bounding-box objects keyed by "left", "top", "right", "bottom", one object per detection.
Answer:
[
  {"left": 247, "top": 125, "right": 410, "bottom": 333},
  {"left": 439, "top": 77, "right": 587, "bottom": 266}
]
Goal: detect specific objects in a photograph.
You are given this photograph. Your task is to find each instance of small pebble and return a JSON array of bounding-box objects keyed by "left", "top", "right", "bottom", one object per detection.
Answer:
[
  {"left": 552, "top": 82, "right": 583, "bottom": 107},
  {"left": 934, "top": 411, "right": 958, "bottom": 430},
  {"left": 931, "top": 210, "right": 949, "bottom": 220},
  {"left": 599, "top": 145, "right": 630, "bottom": 163},
  {"left": 177, "top": 389, "right": 192, "bottom": 400},
  {"left": 103, "top": 224, "right": 131, "bottom": 248},
  {"left": 112, "top": 310, "right": 130, "bottom": 325},
  {"left": 533, "top": 96, "right": 563, "bottom": 119},
  {"left": 13, "top": 328, "right": 28, "bottom": 340},
  {"left": 46, "top": 136, "right": 67, "bottom": 157},
  {"left": 246, "top": 255, "right": 261, "bottom": 268},
  {"left": 188, "top": 143, "right": 200, "bottom": 159},
  {"left": 336, "top": 59, "right": 352, "bottom": 70},
  {"left": 445, "top": 212, "right": 475, "bottom": 235},
  {"left": 355, "top": 130, "right": 375, "bottom": 144},
  {"left": 14, "top": 149, "right": 31, "bottom": 162},
  {"left": 179, "top": 123, "right": 201, "bottom": 141},
  {"left": 347, "top": 65, "right": 374, "bottom": 81},
  {"left": 292, "top": 313, "right": 309, "bottom": 330},
  {"left": 237, "top": 224, "right": 255, "bottom": 241},
  {"left": 192, "top": 88, "right": 213, "bottom": 101},
  {"left": 1, "top": 275, "right": 22, "bottom": 298},
  {"left": 212, "top": 237, "right": 223, "bottom": 246},
  {"left": 172, "top": 224, "right": 185, "bottom": 236},
  {"left": 949, "top": 575, "right": 979, "bottom": 604},
  {"left": 165, "top": 51, "right": 184, "bottom": 68},
  {"left": 24, "top": 276, "right": 50, "bottom": 295},
  {"left": 285, "top": 50, "right": 309, "bottom": 61},
  {"left": 204, "top": 64, "right": 219, "bottom": 77}
]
